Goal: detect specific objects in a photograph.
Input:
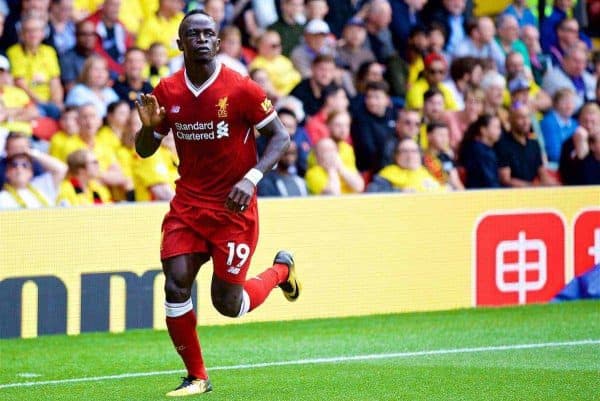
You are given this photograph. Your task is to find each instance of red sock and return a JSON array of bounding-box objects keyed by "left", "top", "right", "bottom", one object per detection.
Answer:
[
  {"left": 166, "top": 309, "right": 207, "bottom": 380},
  {"left": 243, "top": 263, "right": 289, "bottom": 311}
]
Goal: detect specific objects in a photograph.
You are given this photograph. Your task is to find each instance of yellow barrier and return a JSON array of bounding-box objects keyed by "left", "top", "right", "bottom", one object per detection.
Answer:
[{"left": 1, "top": 186, "right": 598, "bottom": 338}]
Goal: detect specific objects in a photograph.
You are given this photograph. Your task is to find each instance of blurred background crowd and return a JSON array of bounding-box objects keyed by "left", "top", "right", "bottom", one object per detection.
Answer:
[{"left": 0, "top": 0, "right": 599, "bottom": 209}]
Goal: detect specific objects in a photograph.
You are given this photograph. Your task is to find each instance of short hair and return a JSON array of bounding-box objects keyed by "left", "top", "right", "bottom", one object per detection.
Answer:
[
  {"left": 426, "top": 121, "right": 448, "bottom": 134},
  {"left": 326, "top": 109, "right": 350, "bottom": 125},
  {"left": 312, "top": 53, "right": 335, "bottom": 66},
  {"left": 480, "top": 71, "right": 506, "bottom": 90},
  {"left": 423, "top": 87, "right": 443, "bottom": 102},
  {"left": 66, "top": 149, "right": 90, "bottom": 174},
  {"left": 450, "top": 56, "right": 481, "bottom": 82},
  {"left": 552, "top": 87, "right": 575, "bottom": 106},
  {"left": 364, "top": 80, "right": 389, "bottom": 94}
]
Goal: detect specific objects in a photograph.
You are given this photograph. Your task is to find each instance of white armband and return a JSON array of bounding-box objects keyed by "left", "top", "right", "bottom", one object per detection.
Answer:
[{"left": 243, "top": 168, "right": 263, "bottom": 186}]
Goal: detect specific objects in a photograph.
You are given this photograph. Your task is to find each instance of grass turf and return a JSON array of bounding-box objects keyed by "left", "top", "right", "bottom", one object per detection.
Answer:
[{"left": 1, "top": 301, "right": 599, "bottom": 400}]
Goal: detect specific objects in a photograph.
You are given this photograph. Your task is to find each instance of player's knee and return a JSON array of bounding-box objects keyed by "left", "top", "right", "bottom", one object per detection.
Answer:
[
  {"left": 211, "top": 295, "right": 241, "bottom": 318},
  {"left": 164, "top": 278, "right": 192, "bottom": 301}
]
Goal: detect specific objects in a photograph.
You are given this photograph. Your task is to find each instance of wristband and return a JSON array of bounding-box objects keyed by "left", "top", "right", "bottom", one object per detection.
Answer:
[{"left": 243, "top": 168, "right": 263, "bottom": 186}]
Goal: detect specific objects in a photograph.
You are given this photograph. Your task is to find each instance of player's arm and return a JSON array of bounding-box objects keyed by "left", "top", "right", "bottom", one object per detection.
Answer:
[
  {"left": 225, "top": 116, "right": 290, "bottom": 213},
  {"left": 135, "top": 94, "right": 166, "bottom": 158}
]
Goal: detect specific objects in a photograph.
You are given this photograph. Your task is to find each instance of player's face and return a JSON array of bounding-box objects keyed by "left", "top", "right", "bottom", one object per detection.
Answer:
[{"left": 178, "top": 14, "right": 220, "bottom": 63}]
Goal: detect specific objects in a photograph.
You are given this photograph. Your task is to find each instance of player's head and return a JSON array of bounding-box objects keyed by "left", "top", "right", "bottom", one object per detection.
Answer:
[{"left": 177, "top": 10, "right": 220, "bottom": 63}]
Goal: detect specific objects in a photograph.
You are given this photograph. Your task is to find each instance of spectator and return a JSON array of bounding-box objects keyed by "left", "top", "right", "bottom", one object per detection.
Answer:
[
  {"left": 0, "top": 55, "right": 40, "bottom": 136},
  {"left": 541, "top": 87, "right": 578, "bottom": 166},
  {"left": 350, "top": 80, "right": 396, "bottom": 175},
  {"left": 457, "top": 113, "right": 503, "bottom": 188},
  {"left": 85, "top": 0, "right": 135, "bottom": 77},
  {"left": 354, "top": 60, "right": 385, "bottom": 96},
  {"left": 405, "top": 52, "right": 459, "bottom": 111},
  {"left": 422, "top": 121, "right": 464, "bottom": 190},
  {"left": 418, "top": 87, "right": 447, "bottom": 149},
  {"left": 249, "top": 30, "right": 302, "bottom": 97},
  {"left": 494, "top": 13, "right": 530, "bottom": 73},
  {"left": 444, "top": 56, "right": 483, "bottom": 110},
  {"left": 202, "top": 0, "right": 226, "bottom": 30},
  {"left": 57, "top": 148, "right": 112, "bottom": 206},
  {"left": 384, "top": 107, "right": 422, "bottom": 166},
  {"left": 136, "top": 0, "right": 185, "bottom": 60},
  {"left": 504, "top": 52, "right": 551, "bottom": 113},
  {"left": 549, "top": 17, "right": 583, "bottom": 66},
  {"left": 257, "top": 141, "right": 308, "bottom": 197},
  {"left": 144, "top": 42, "right": 171, "bottom": 88},
  {"left": 335, "top": 17, "right": 376, "bottom": 76},
  {"left": 290, "top": 18, "right": 336, "bottom": 78},
  {"left": 48, "top": 105, "right": 79, "bottom": 161},
  {"left": 480, "top": 70, "right": 510, "bottom": 132},
  {"left": 249, "top": 67, "right": 280, "bottom": 104},
  {"left": 60, "top": 19, "right": 98, "bottom": 91},
  {"left": 427, "top": 22, "right": 448, "bottom": 60},
  {"left": 453, "top": 17, "right": 504, "bottom": 72},
  {"left": 97, "top": 99, "right": 130, "bottom": 152},
  {"left": 521, "top": 24, "right": 551, "bottom": 86},
  {"left": 495, "top": 103, "right": 559, "bottom": 187},
  {"left": 116, "top": 111, "right": 176, "bottom": 201},
  {"left": 305, "top": 84, "right": 349, "bottom": 144},
  {"left": 62, "top": 103, "right": 132, "bottom": 197},
  {"left": 559, "top": 102, "right": 600, "bottom": 184},
  {"left": 542, "top": 46, "right": 597, "bottom": 112},
  {"left": 367, "top": 137, "right": 447, "bottom": 193},
  {"left": 404, "top": 25, "right": 427, "bottom": 88},
  {"left": 446, "top": 85, "right": 484, "bottom": 153},
  {"left": 216, "top": 26, "right": 249, "bottom": 76},
  {"left": 0, "top": 131, "right": 45, "bottom": 187},
  {"left": 305, "top": 135, "right": 364, "bottom": 195},
  {"left": 47, "top": 0, "right": 76, "bottom": 56},
  {"left": 540, "top": 0, "right": 588, "bottom": 53},
  {"left": 0, "top": 148, "right": 66, "bottom": 209},
  {"left": 0, "top": 0, "right": 50, "bottom": 53},
  {"left": 267, "top": 0, "right": 306, "bottom": 57},
  {"left": 364, "top": 0, "right": 395, "bottom": 65},
  {"left": 64, "top": 55, "right": 119, "bottom": 118},
  {"left": 289, "top": 53, "right": 335, "bottom": 116},
  {"left": 389, "top": 0, "right": 427, "bottom": 53},
  {"left": 7, "top": 14, "right": 64, "bottom": 119},
  {"left": 305, "top": 0, "right": 328, "bottom": 21},
  {"left": 112, "top": 47, "right": 153, "bottom": 108},
  {"left": 502, "top": 0, "right": 537, "bottom": 28},
  {"left": 423, "top": 0, "right": 469, "bottom": 56}
]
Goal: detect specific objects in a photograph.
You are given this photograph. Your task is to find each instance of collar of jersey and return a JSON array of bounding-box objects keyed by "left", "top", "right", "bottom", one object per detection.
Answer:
[{"left": 184, "top": 62, "right": 222, "bottom": 97}]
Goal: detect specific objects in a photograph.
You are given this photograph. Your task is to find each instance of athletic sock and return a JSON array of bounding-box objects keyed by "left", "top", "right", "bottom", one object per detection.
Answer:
[
  {"left": 165, "top": 299, "right": 207, "bottom": 380},
  {"left": 242, "top": 263, "right": 289, "bottom": 311}
]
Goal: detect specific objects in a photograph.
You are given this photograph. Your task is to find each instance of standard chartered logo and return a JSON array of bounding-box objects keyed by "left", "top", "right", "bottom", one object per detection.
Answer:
[{"left": 175, "top": 121, "right": 229, "bottom": 141}]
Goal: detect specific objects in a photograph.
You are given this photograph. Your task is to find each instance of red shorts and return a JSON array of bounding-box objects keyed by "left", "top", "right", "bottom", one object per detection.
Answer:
[{"left": 160, "top": 201, "right": 259, "bottom": 284}]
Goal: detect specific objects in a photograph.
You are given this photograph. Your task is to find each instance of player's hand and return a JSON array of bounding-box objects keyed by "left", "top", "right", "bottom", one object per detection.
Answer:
[
  {"left": 135, "top": 94, "right": 166, "bottom": 128},
  {"left": 225, "top": 179, "right": 255, "bottom": 213}
]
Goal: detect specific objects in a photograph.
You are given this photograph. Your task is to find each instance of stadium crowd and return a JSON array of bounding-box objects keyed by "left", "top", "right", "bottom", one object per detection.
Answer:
[{"left": 0, "top": 0, "right": 599, "bottom": 209}]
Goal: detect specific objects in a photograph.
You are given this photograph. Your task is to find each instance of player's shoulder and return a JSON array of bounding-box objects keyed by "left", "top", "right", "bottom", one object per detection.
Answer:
[
  {"left": 220, "top": 64, "right": 260, "bottom": 91},
  {"left": 153, "top": 69, "right": 186, "bottom": 97}
]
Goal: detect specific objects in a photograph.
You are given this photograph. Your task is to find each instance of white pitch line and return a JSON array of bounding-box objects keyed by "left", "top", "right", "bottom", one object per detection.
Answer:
[{"left": 1, "top": 339, "right": 599, "bottom": 389}]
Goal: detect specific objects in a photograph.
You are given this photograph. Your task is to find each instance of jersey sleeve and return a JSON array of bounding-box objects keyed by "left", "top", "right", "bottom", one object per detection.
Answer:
[{"left": 240, "top": 78, "right": 277, "bottom": 130}]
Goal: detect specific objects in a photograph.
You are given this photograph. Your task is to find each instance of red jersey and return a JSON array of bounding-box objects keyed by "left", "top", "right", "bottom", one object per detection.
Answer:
[{"left": 153, "top": 64, "right": 276, "bottom": 209}]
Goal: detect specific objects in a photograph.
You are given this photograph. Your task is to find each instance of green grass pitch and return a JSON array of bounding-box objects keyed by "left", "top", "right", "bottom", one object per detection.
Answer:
[{"left": 1, "top": 301, "right": 599, "bottom": 400}]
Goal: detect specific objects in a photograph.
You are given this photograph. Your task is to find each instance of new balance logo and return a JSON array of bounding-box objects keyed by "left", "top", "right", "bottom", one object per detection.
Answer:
[
  {"left": 170, "top": 105, "right": 180, "bottom": 113},
  {"left": 227, "top": 266, "right": 241, "bottom": 275},
  {"left": 217, "top": 121, "right": 229, "bottom": 138}
]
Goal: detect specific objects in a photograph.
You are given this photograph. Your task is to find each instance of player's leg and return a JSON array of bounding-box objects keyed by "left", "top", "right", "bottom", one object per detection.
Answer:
[
  {"left": 163, "top": 253, "right": 213, "bottom": 397},
  {"left": 211, "top": 249, "right": 300, "bottom": 318},
  {"left": 161, "top": 211, "right": 213, "bottom": 396}
]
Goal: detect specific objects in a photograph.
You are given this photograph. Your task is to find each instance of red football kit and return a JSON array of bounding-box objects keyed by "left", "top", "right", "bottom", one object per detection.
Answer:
[{"left": 154, "top": 63, "right": 276, "bottom": 283}]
